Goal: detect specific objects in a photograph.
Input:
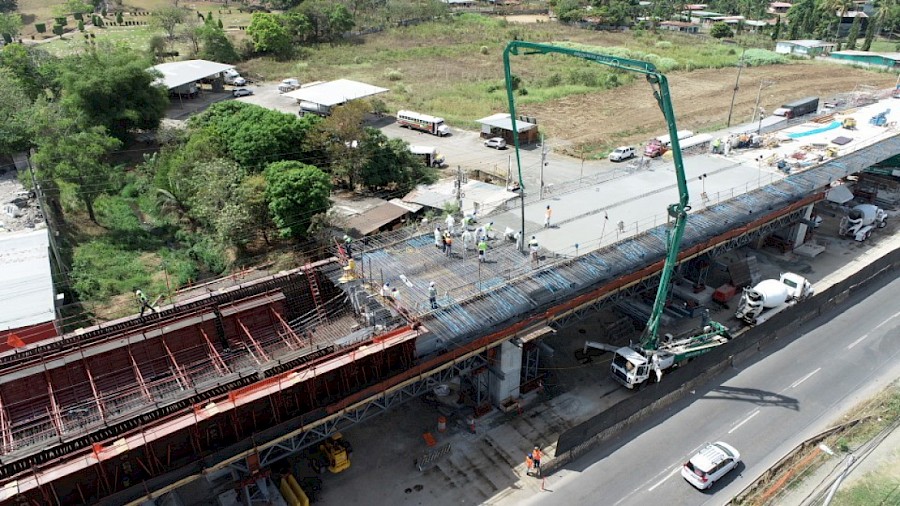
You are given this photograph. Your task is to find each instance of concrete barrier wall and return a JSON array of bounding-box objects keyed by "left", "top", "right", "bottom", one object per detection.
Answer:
[{"left": 550, "top": 247, "right": 900, "bottom": 472}]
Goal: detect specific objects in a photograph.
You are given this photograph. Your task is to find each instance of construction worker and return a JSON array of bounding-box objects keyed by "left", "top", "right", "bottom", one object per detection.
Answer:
[
  {"left": 525, "top": 454, "right": 534, "bottom": 477},
  {"left": 532, "top": 446, "right": 542, "bottom": 476},
  {"left": 380, "top": 282, "right": 392, "bottom": 299},
  {"left": 343, "top": 234, "right": 353, "bottom": 258},
  {"left": 478, "top": 238, "right": 487, "bottom": 263},
  {"left": 434, "top": 226, "right": 443, "bottom": 249},
  {"left": 475, "top": 225, "right": 486, "bottom": 243},
  {"left": 461, "top": 228, "right": 474, "bottom": 251},
  {"left": 485, "top": 221, "right": 495, "bottom": 240},
  {"left": 445, "top": 213, "right": 455, "bottom": 235},
  {"left": 135, "top": 289, "right": 156, "bottom": 317},
  {"left": 391, "top": 286, "right": 401, "bottom": 303},
  {"left": 444, "top": 232, "right": 453, "bottom": 258},
  {"left": 428, "top": 281, "right": 438, "bottom": 309},
  {"left": 529, "top": 236, "right": 539, "bottom": 263},
  {"left": 544, "top": 205, "right": 552, "bottom": 228}
]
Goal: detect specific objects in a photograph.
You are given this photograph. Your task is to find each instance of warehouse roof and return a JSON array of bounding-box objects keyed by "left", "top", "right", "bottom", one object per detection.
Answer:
[
  {"left": 149, "top": 59, "right": 234, "bottom": 90},
  {"left": 283, "top": 79, "right": 389, "bottom": 107},
  {"left": 476, "top": 113, "right": 537, "bottom": 133},
  {"left": 0, "top": 229, "right": 55, "bottom": 331}
]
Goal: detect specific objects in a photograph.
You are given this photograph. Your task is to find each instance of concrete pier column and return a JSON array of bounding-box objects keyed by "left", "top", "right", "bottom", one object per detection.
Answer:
[
  {"left": 789, "top": 204, "right": 816, "bottom": 248},
  {"left": 490, "top": 340, "right": 523, "bottom": 405}
]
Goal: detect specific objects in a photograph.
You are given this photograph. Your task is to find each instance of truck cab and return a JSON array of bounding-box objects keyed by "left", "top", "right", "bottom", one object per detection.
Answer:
[
  {"left": 409, "top": 145, "right": 446, "bottom": 168},
  {"left": 644, "top": 139, "right": 667, "bottom": 158}
]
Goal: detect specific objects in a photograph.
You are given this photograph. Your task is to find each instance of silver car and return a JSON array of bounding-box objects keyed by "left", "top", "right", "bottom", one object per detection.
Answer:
[
  {"left": 484, "top": 137, "right": 507, "bottom": 149},
  {"left": 681, "top": 441, "right": 741, "bottom": 490}
]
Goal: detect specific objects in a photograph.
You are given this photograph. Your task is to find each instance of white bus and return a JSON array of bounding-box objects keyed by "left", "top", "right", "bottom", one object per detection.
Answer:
[{"left": 397, "top": 110, "right": 450, "bottom": 137}]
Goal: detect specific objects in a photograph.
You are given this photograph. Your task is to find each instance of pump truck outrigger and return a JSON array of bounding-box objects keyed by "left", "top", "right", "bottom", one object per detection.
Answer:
[{"left": 502, "top": 42, "right": 732, "bottom": 390}]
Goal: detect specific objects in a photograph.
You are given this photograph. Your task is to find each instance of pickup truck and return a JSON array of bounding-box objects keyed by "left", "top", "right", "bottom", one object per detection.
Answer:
[{"left": 644, "top": 139, "right": 667, "bottom": 158}]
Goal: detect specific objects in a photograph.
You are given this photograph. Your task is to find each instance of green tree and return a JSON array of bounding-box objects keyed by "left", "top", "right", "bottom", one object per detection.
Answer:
[
  {"left": 247, "top": 12, "right": 291, "bottom": 56},
  {"left": 151, "top": 6, "right": 186, "bottom": 40},
  {"left": 0, "top": 44, "right": 60, "bottom": 100},
  {"left": 358, "top": 129, "right": 437, "bottom": 193},
  {"left": 264, "top": 161, "right": 331, "bottom": 239},
  {"left": 190, "top": 101, "right": 316, "bottom": 170},
  {"left": 0, "top": 68, "right": 35, "bottom": 156},
  {"left": 240, "top": 173, "right": 272, "bottom": 244},
  {"left": 845, "top": 12, "right": 861, "bottom": 49},
  {"left": 554, "top": 0, "right": 585, "bottom": 23},
  {"left": 57, "top": 47, "right": 168, "bottom": 141},
  {"left": 862, "top": 7, "right": 877, "bottom": 50},
  {"left": 186, "top": 158, "right": 255, "bottom": 247},
  {"left": 0, "top": 0, "right": 17, "bottom": 14},
  {"left": 116, "top": 11, "right": 123, "bottom": 24},
  {"left": 787, "top": 0, "right": 819, "bottom": 38},
  {"left": 297, "top": 1, "right": 354, "bottom": 42},
  {"left": 32, "top": 126, "right": 122, "bottom": 223},
  {"left": 821, "top": 0, "right": 852, "bottom": 40},
  {"left": 283, "top": 10, "right": 313, "bottom": 42},
  {"left": 308, "top": 100, "right": 369, "bottom": 189},
  {"left": 710, "top": 21, "right": 734, "bottom": 38},
  {"left": 0, "top": 12, "right": 22, "bottom": 39},
  {"left": 198, "top": 23, "right": 238, "bottom": 62},
  {"left": 771, "top": 16, "right": 782, "bottom": 40}
]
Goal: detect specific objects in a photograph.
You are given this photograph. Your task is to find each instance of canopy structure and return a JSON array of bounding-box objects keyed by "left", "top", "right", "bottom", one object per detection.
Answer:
[
  {"left": 476, "top": 113, "right": 537, "bottom": 133},
  {"left": 283, "top": 79, "right": 389, "bottom": 107},
  {"left": 149, "top": 60, "right": 235, "bottom": 90}
]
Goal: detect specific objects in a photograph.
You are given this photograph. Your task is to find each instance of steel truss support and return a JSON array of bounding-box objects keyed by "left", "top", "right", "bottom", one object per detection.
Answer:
[
  {"left": 237, "top": 318, "right": 270, "bottom": 362},
  {"left": 227, "top": 353, "right": 489, "bottom": 475},
  {"left": 199, "top": 327, "right": 230, "bottom": 376}
]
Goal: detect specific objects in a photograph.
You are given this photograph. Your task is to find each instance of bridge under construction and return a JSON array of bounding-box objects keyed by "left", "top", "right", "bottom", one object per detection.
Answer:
[{"left": 0, "top": 94, "right": 898, "bottom": 505}]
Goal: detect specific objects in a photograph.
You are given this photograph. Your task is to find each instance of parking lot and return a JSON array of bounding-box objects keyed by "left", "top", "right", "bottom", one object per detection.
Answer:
[{"left": 233, "top": 82, "right": 631, "bottom": 188}]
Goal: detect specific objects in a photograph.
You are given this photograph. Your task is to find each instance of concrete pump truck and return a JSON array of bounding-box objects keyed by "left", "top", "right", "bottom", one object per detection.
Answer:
[{"left": 501, "top": 42, "right": 731, "bottom": 391}]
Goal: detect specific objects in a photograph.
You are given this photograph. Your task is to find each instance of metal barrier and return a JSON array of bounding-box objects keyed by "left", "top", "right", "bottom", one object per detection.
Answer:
[{"left": 416, "top": 443, "right": 452, "bottom": 471}]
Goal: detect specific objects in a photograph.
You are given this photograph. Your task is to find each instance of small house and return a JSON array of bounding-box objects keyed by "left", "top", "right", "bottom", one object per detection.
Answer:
[
  {"left": 775, "top": 40, "right": 835, "bottom": 57},
  {"left": 659, "top": 21, "right": 700, "bottom": 33}
]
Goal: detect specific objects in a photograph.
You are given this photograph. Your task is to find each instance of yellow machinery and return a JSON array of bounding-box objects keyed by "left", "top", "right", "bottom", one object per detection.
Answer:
[
  {"left": 279, "top": 474, "right": 310, "bottom": 506},
  {"left": 309, "top": 433, "right": 352, "bottom": 474},
  {"left": 842, "top": 117, "right": 857, "bottom": 130}
]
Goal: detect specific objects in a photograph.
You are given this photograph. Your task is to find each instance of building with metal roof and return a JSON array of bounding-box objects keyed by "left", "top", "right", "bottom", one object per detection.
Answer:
[
  {"left": 149, "top": 59, "right": 235, "bottom": 90},
  {"left": 476, "top": 113, "right": 539, "bottom": 144},
  {"left": 830, "top": 50, "right": 900, "bottom": 69},
  {"left": 283, "top": 79, "right": 389, "bottom": 107},
  {"left": 345, "top": 202, "right": 410, "bottom": 237},
  {"left": 0, "top": 229, "right": 57, "bottom": 352},
  {"left": 775, "top": 40, "right": 836, "bottom": 56}
]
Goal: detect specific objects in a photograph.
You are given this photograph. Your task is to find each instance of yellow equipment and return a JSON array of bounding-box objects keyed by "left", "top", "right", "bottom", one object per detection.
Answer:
[
  {"left": 310, "top": 433, "right": 352, "bottom": 474},
  {"left": 842, "top": 117, "right": 857, "bottom": 130}
]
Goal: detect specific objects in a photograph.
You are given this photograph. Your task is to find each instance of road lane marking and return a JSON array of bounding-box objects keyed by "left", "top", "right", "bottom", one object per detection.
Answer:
[
  {"left": 647, "top": 467, "right": 681, "bottom": 492},
  {"left": 728, "top": 409, "right": 760, "bottom": 434},
  {"left": 790, "top": 367, "right": 822, "bottom": 388},
  {"left": 848, "top": 334, "right": 870, "bottom": 350},
  {"left": 874, "top": 310, "right": 900, "bottom": 330}
]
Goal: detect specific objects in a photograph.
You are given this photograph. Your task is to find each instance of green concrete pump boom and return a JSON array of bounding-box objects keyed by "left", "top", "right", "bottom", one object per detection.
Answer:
[{"left": 503, "top": 41, "right": 690, "bottom": 352}]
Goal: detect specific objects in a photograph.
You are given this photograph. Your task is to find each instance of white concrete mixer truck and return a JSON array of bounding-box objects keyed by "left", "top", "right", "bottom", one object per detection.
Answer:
[
  {"left": 839, "top": 204, "right": 887, "bottom": 242},
  {"left": 735, "top": 272, "right": 813, "bottom": 325}
]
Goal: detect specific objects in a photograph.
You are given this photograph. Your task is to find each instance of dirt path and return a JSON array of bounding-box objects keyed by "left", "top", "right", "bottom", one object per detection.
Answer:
[{"left": 525, "top": 62, "right": 896, "bottom": 155}]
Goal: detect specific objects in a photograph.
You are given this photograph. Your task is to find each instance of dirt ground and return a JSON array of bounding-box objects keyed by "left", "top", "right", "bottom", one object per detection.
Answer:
[{"left": 526, "top": 63, "right": 898, "bottom": 156}]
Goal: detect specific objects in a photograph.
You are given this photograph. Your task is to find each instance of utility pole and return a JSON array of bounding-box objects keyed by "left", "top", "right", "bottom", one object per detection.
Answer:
[
  {"left": 539, "top": 134, "right": 547, "bottom": 200},
  {"left": 753, "top": 79, "right": 774, "bottom": 133},
  {"left": 726, "top": 48, "right": 746, "bottom": 128},
  {"left": 455, "top": 165, "right": 466, "bottom": 212}
]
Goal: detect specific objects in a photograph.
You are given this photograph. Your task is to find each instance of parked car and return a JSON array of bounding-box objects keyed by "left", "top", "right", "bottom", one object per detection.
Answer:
[
  {"left": 484, "top": 137, "right": 507, "bottom": 149},
  {"left": 232, "top": 88, "right": 254, "bottom": 97},
  {"left": 609, "top": 146, "right": 636, "bottom": 162},
  {"left": 231, "top": 77, "right": 247, "bottom": 86},
  {"left": 681, "top": 442, "right": 741, "bottom": 490}
]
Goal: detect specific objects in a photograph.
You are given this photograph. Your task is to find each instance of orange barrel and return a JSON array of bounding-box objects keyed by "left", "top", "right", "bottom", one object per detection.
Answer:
[{"left": 437, "top": 416, "right": 447, "bottom": 433}]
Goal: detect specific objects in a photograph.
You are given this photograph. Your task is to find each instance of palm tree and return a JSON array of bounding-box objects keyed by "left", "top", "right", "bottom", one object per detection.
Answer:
[{"left": 821, "top": 0, "right": 853, "bottom": 41}]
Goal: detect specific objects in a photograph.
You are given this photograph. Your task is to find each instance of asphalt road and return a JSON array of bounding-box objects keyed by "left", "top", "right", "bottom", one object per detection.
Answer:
[{"left": 507, "top": 275, "right": 900, "bottom": 506}]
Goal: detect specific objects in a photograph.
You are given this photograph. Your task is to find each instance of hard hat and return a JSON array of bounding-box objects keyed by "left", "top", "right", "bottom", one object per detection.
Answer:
[{"left": 430, "top": 281, "right": 435, "bottom": 286}]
